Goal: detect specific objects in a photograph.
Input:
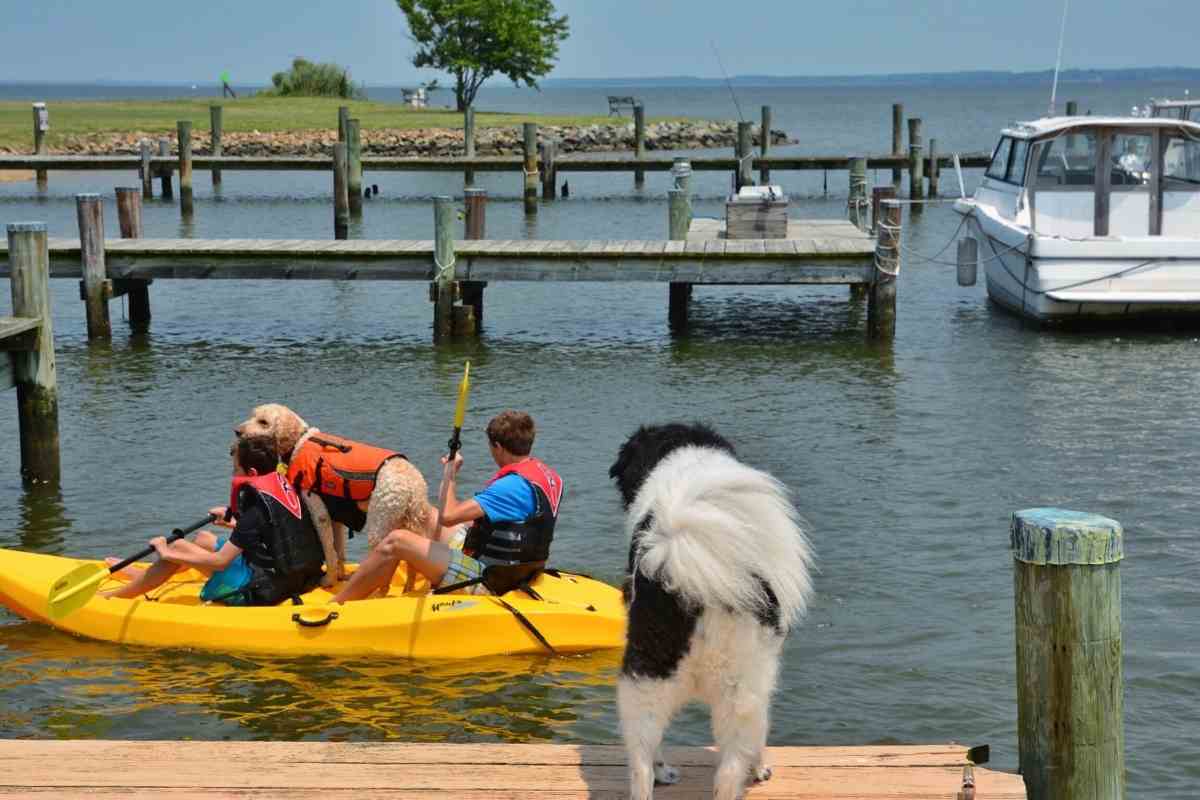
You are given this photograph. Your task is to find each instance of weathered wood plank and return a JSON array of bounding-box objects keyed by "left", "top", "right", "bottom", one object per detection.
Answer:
[
  {"left": 0, "top": 316, "right": 42, "bottom": 342},
  {"left": 0, "top": 352, "right": 12, "bottom": 392}
]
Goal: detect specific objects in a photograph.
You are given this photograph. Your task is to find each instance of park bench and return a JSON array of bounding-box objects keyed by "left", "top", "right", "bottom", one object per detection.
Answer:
[{"left": 607, "top": 95, "right": 641, "bottom": 116}]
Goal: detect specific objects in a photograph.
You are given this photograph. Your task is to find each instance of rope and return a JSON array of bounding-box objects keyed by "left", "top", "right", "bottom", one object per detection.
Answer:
[
  {"left": 433, "top": 249, "right": 456, "bottom": 283},
  {"left": 874, "top": 218, "right": 902, "bottom": 276}
]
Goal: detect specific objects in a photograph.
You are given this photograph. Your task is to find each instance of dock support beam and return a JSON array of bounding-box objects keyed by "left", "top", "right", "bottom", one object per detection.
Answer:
[
  {"left": 523, "top": 123, "right": 539, "bottom": 215},
  {"left": 332, "top": 142, "right": 349, "bottom": 240},
  {"left": 463, "top": 107, "right": 476, "bottom": 187},
  {"left": 1012, "top": 509, "right": 1125, "bottom": 800},
  {"left": 461, "top": 188, "right": 487, "bottom": 330},
  {"left": 891, "top": 103, "right": 904, "bottom": 191},
  {"left": 347, "top": 118, "right": 363, "bottom": 218},
  {"left": 177, "top": 121, "right": 194, "bottom": 218},
  {"left": 760, "top": 105, "right": 772, "bottom": 185},
  {"left": 158, "top": 138, "right": 173, "bottom": 200},
  {"left": 907, "top": 117, "right": 924, "bottom": 201},
  {"left": 116, "top": 187, "right": 151, "bottom": 333},
  {"left": 31, "top": 103, "right": 48, "bottom": 190},
  {"left": 868, "top": 199, "right": 900, "bottom": 340},
  {"left": 668, "top": 189, "right": 691, "bottom": 331},
  {"left": 210, "top": 105, "right": 223, "bottom": 187},
  {"left": 633, "top": 104, "right": 646, "bottom": 187},
  {"left": 76, "top": 194, "right": 111, "bottom": 341},
  {"left": 7, "top": 222, "right": 60, "bottom": 485}
]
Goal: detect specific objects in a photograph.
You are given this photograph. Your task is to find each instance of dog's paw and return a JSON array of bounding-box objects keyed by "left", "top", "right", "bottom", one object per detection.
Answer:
[
  {"left": 653, "top": 761, "right": 680, "bottom": 785},
  {"left": 751, "top": 764, "right": 773, "bottom": 783}
]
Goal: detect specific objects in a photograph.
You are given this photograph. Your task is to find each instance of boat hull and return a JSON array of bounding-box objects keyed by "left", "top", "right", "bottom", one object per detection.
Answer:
[{"left": 0, "top": 548, "right": 626, "bottom": 659}]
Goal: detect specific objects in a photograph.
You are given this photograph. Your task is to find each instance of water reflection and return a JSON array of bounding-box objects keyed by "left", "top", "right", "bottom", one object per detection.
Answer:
[{"left": 13, "top": 482, "right": 71, "bottom": 553}]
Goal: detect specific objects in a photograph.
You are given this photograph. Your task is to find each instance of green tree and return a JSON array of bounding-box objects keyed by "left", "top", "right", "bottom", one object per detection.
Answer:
[{"left": 396, "top": 0, "right": 569, "bottom": 111}]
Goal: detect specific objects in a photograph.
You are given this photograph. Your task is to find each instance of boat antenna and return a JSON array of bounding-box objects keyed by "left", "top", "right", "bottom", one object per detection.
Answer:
[
  {"left": 1048, "top": 0, "right": 1070, "bottom": 116},
  {"left": 710, "top": 40, "right": 745, "bottom": 122}
]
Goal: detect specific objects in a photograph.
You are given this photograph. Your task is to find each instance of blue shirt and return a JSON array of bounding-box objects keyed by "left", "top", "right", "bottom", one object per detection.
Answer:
[{"left": 474, "top": 474, "right": 536, "bottom": 523}]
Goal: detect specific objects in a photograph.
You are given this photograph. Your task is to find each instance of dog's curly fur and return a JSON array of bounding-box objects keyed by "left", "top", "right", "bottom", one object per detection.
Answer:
[
  {"left": 609, "top": 422, "right": 814, "bottom": 800},
  {"left": 235, "top": 403, "right": 431, "bottom": 587}
]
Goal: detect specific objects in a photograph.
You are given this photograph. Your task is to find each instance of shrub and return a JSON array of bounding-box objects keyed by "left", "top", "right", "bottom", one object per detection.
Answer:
[{"left": 261, "top": 58, "right": 366, "bottom": 99}]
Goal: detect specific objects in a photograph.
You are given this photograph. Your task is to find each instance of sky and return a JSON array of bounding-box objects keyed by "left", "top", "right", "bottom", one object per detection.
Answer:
[{"left": 2, "top": 0, "right": 1197, "bottom": 85}]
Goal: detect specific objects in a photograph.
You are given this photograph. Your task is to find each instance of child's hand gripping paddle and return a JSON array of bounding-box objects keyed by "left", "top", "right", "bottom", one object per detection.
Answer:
[
  {"left": 436, "top": 362, "right": 471, "bottom": 532},
  {"left": 47, "top": 514, "right": 217, "bottom": 620}
]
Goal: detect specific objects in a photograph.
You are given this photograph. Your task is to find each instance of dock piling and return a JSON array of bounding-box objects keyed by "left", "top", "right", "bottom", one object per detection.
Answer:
[
  {"left": 1012, "top": 508, "right": 1125, "bottom": 800},
  {"left": 338, "top": 106, "right": 349, "bottom": 142},
  {"left": 868, "top": 197, "right": 900, "bottom": 340},
  {"left": 929, "top": 137, "right": 940, "bottom": 197},
  {"left": 461, "top": 187, "right": 487, "bottom": 328},
  {"left": 736, "top": 121, "right": 754, "bottom": 191},
  {"left": 892, "top": 103, "right": 904, "bottom": 191},
  {"left": 31, "top": 103, "right": 48, "bottom": 190},
  {"left": 346, "top": 119, "right": 363, "bottom": 217},
  {"left": 760, "top": 105, "right": 772, "bottom": 185},
  {"left": 847, "top": 156, "right": 868, "bottom": 231},
  {"left": 908, "top": 118, "right": 924, "bottom": 201},
  {"left": 633, "top": 104, "right": 646, "bottom": 187},
  {"left": 115, "top": 187, "right": 151, "bottom": 333},
  {"left": 6, "top": 222, "right": 60, "bottom": 485},
  {"left": 523, "top": 123, "right": 539, "bottom": 215},
  {"left": 432, "top": 196, "right": 459, "bottom": 340},
  {"left": 177, "top": 121, "right": 194, "bottom": 217},
  {"left": 76, "top": 194, "right": 111, "bottom": 341},
  {"left": 139, "top": 140, "right": 153, "bottom": 199},
  {"left": 332, "top": 142, "right": 349, "bottom": 240},
  {"left": 668, "top": 188, "right": 691, "bottom": 331},
  {"left": 157, "top": 138, "right": 173, "bottom": 200},
  {"left": 541, "top": 139, "right": 558, "bottom": 200},
  {"left": 209, "top": 105, "right": 223, "bottom": 187},
  {"left": 463, "top": 107, "right": 476, "bottom": 187}
]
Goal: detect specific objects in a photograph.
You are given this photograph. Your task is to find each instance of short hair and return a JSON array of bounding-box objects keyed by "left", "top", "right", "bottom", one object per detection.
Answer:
[
  {"left": 486, "top": 410, "right": 535, "bottom": 456},
  {"left": 234, "top": 436, "right": 280, "bottom": 475}
]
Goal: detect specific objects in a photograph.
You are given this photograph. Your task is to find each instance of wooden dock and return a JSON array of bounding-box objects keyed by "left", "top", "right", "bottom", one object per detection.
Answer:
[{"left": 0, "top": 740, "right": 1025, "bottom": 798}]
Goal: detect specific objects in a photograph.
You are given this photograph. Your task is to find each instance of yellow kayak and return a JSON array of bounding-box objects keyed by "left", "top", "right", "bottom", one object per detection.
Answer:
[{"left": 0, "top": 548, "right": 626, "bottom": 659}]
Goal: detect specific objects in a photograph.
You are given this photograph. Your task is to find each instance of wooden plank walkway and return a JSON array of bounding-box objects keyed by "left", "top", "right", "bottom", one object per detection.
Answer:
[
  {"left": 0, "top": 315, "right": 40, "bottom": 392},
  {"left": 0, "top": 153, "right": 991, "bottom": 174},
  {"left": 0, "top": 220, "right": 875, "bottom": 286},
  {"left": 0, "top": 741, "right": 1025, "bottom": 798}
]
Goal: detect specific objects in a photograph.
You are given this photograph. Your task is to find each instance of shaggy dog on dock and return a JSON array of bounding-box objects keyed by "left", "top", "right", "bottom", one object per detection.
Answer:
[
  {"left": 235, "top": 403, "right": 430, "bottom": 587},
  {"left": 608, "top": 423, "right": 814, "bottom": 800}
]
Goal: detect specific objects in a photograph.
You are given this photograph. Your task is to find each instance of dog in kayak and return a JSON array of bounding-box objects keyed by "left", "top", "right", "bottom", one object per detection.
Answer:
[
  {"left": 235, "top": 403, "right": 430, "bottom": 587},
  {"left": 608, "top": 422, "right": 814, "bottom": 800}
]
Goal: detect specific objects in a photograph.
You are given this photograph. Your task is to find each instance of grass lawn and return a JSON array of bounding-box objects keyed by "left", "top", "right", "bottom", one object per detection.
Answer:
[{"left": 0, "top": 96, "right": 629, "bottom": 151}]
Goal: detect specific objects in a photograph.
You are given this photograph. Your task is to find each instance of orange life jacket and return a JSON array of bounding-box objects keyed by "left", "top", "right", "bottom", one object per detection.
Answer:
[{"left": 286, "top": 430, "right": 404, "bottom": 504}]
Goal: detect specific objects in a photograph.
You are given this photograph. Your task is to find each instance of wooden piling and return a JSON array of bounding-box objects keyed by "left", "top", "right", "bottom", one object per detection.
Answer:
[
  {"left": 1065, "top": 100, "right": 1078, "bottom": 117},
  {"left": 31, "top": 103, "right": 48, "bottom": 190},
  {"left": 760, "top": 105, "right": 772, "bottom": 185},
  {"left": 668, "top": 188, "right": 691, "bottom": 331},
  {"left": 177, "top": 121, "right": 193, "bottom": 217},
  {"left": 463, "top": 106, "right": 476, "bottom": 187},
  {"left": 338, "top": 106, "right": 350, "bottom": 142},
  {"left": 928, "top": 137, "right": 940, "bottom": 197},
  {"left": 432, "top": 196, "right": 456, "bottom": 340},
  {"left": 892, "top": 103, "right": 904, "bottom": 190},
  {"left": 523, "top": 123, "right": 538, "bottom": 215},
  {"left": 157, "top": 138, "right": 173, "bottom": 200},
  {"left": 633, "top": 104, "right": 646, "bottom": 187},
  {"left": 868, "top": 198, "right": 900, "bottom": 340},
  {"left": 332, "top": 142, "right": 349, "bottom": 240},
  {"left": 1012, "top": 508, "right": 1125, "bottom": 800},
  {"left": 115, "top": 188, "right": 151, "bottom": 333},
  {"left": 541, "top": 139, "right": 558, "bottom": 200},
  {"left": 736, "top": 121, "right": 754, "bottom": 192},
  {"left": 346, "top": 119, "right": 363, "bottom": 217},
  {"left": 209, "top": 105, "right": 223, "bottom": 187},
  {"left": 139, "top": 140, "right": 153, "bottom": 199},
  {"left": 908, "top": 118, "right": 924, "bottom": 201},
  {"left": 847, "top": 156, "right": 868, "bottom": 230},
  {"left": 461, "top": 187, "right": 487, "bottom": 328},
  {"left": 6, "top": 222, "right": 60, "bottom": 484},
  {"left": 76, "top": 194, "right": 111, "bottom": 340},
  {"left": 871, "top": 185, "right": 894, "bottom": 235}
]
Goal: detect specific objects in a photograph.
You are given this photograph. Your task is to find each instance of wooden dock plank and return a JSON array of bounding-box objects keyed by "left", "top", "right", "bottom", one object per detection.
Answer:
[
  {"left": 0, "top": 741, "right": 1025, "bottom": 799},
  {"left": 0, "top": 316, "right": 42, "bottom": 343},
  {"left": 0, "top": 352, "right": 12, "bottom": 392}
]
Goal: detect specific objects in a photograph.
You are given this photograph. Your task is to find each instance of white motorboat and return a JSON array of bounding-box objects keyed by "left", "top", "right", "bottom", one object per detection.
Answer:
[{"left": 954, "top": 116, "right": 1200, "bottom": 322}]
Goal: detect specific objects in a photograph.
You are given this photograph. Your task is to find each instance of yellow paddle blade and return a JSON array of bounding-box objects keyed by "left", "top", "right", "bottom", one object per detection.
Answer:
[
  {"left": 453, "top": 361, "right": 471, "bottom": 429},
  {"left": 47, "top": 562, "right": 109, "bottom": 621}
]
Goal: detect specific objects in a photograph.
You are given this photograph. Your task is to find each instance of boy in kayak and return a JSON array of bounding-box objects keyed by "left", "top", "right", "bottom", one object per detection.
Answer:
[
  {"left": 103, "top": 436, "right": 326, "bottom": 605},
  {"left": 332, "top": 410, "right": 563, "bottom": 601}
]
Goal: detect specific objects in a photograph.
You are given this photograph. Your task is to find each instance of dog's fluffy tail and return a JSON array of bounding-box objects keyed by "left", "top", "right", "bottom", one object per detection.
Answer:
[{"left": 627, "top": 446, "right": 814, "bottom": 629}]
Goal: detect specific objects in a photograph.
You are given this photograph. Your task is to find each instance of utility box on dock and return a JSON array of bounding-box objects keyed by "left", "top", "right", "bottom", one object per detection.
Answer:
[{"left": 725, "top": 185, "right": 788, "bottom": 238}]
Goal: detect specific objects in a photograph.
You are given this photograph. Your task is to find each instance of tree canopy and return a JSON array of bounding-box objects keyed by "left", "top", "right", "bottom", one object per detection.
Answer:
[{"left": 396, "top": 0, "right": 569, "bottom": 111}]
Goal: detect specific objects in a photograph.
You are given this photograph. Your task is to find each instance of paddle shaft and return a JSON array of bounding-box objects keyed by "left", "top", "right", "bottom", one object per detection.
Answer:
[{"left": 108, "top": 514, "right": 217, "bottom": 575}]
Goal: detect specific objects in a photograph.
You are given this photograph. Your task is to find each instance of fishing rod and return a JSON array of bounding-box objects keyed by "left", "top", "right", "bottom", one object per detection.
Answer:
[
  {"left": 1048, "top": 0, "right": 1070, "bottom": 116},
  {"left": 710, "top": 40, "right": 745, "bottom": 123}
]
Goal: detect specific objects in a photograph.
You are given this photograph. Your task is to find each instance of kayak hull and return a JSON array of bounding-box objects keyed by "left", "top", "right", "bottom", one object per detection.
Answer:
[{"left": 0, "top": 549, "right": 626, "bottom": 660}]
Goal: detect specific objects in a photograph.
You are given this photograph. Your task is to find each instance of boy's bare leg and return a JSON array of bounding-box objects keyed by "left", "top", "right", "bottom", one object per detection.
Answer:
[
  {"left": 102, "top": 532, "right": 219, "bottom": 599},
  {"left": 332, "top": 530, "right": 451, "bottom": 603}
]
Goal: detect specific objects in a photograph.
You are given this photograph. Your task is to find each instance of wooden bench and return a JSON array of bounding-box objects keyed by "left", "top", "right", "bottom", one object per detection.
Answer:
[{"left": 607, "top": 95, "right": 640, "bottom": 116}]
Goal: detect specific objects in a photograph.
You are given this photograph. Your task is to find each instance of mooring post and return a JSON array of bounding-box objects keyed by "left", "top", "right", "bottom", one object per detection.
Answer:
[
  {"left": 847, "top": 156, "right": 868, "bottom": 230},
  {"left": 907, "top": 117, "right": 924, "bottom": 201},
  {"left": 633, "top": 104, "right": 646, "bottom": 187},
  {"left": 177, "top": 121, "right": 194, "bottom": 217},
  {"left": 870, "top": 185, "right": 894, "bottom": 236},
  {"left": 522, "top": 123, "right": 539, "bottom": 215},
  {"left": 463, "top": 106, "right": 476, "bottom": 187},
  {"left": 332, "top": 142, "right": 349, "bottom": 240},
  {"left": 1012, "top": 508, "right": 1125, "bottom": 800},
  {"left": 7, "top": 222, "right": 60, "bottom": 485},
  {"left": 736, "top": 121, "right": 754, "bottom": 192},
  {"left": 928, "top": 137, "right": 940, "bottom": 197},
  {"left": 338, "top": 106, "right": 350, "bottom": 142},
  {"left": 760, "top": 105, "right": 772, "bottom": 185},
  {"left": 432, "top": 196, "right": 460, "bottom": 340},
  {"left": 541, "top": 139, "right": 558, "bottom": 200},
  {"left": 461, "top": 187, "right": 487, "bottom": 329},
  {"left": 209, "top": 105, "right": 223, "bottom": 187},
  {"left": 1066, "top": 100, "right": 1078, "bottom": 117},
  {"left": 868, "top": 198, "right": 900, "bottom": 340},
  {"left": 115, "top": 187, "right": 151, "bottom": 333},
  {"left": 892, "top": 103, "right": 904, "bottom": 191},
  {"left": 157, "top": 138, "right": 173, "bottom": 200},
  {"left": 668, "top": 189, "right": 692, "bottom": 332},
  {"left": 76, "top": 194, "right": 111, "bottom": 341},
  {"left": 139, "top": 140, "right": 153, "bottom": 199},
  {"left": 347, "top": 118, "right": 363, "bottom": 217},
  {"left": 31, "top": 102, "right": 48, "bottom": 190}
]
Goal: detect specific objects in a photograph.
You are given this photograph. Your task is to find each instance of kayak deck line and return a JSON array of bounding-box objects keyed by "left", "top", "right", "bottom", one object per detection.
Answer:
[{"left": 0, "top": 740, "right": 1027, "bottom": 798}]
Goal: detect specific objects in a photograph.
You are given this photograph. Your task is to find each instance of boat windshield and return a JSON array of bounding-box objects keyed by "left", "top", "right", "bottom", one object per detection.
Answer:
[
  {"left": 1034, "top": 131, "right": 1099, "bottom": 188},
  {"left": 1164, "top": 134, "right": 1200, "bottom": 187}
]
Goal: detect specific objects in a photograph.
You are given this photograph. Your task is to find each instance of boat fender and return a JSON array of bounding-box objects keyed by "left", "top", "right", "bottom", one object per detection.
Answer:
[{"left": 958, "top": 238, "right": 979, "bottom": 287}]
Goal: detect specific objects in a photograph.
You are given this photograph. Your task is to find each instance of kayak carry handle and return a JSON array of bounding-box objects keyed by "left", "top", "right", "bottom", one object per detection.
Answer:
[{"left": 292, "top": 610, "right": 339, "bottom": 628}]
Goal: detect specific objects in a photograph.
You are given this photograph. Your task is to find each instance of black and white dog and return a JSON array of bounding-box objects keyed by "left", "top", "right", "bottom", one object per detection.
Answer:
[{"left": 609, "top": 423, "right": 814, "bottom": 800}]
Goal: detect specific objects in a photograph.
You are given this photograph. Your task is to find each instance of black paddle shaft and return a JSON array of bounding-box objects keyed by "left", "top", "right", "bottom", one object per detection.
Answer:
[
  {"left": 107, "top": 514, "right": 216, "bottom": 576},
  {"left": 447, "top": 426, "right": 463, "bottom": 459}
]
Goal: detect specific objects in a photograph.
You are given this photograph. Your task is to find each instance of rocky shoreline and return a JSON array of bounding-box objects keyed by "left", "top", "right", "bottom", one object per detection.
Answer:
[{"left": 2, "top": 120, "right": 792, "bottom": 157}]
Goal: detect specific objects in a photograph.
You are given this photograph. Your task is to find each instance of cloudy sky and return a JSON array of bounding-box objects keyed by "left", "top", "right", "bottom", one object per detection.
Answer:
[{"left": 3, "top": 0, "right": 1196, "bottom": 85}]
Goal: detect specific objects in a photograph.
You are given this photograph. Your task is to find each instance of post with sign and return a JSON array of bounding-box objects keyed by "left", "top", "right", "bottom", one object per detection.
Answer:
[{"left": 31, "top": 103, "right": 49, "bottom": 190}]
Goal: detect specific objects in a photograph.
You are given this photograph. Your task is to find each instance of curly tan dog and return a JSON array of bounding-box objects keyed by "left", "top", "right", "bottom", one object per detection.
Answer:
[{"left": 235, "top": 403, "right": 430, "bottom": 588}]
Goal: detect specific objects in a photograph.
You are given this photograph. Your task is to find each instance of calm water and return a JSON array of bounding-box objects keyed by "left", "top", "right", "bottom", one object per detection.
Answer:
[{"left": 1, "top": 80, "right": 1198, "bottom": 796}]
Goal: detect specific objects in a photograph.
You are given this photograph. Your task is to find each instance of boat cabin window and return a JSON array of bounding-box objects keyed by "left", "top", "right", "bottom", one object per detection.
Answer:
[
  {"left": 1009, "top": 139, "right": 1030, "bottom": 185},
  {"left": 1162, "top": 132, "right": 1200, "bottom": 237},
  {"left": 1034, "top": 131, "right": 1098, "bottom": 188},
  {"left": 986, "top": 137, "right": 1014, "bottom": 181},
  {"left": 1109, "top": 133, "right": 1152, "bottom": 188}
]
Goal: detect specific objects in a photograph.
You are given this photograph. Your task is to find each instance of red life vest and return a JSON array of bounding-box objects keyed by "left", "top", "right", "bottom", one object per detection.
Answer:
[
  {"left": 228, "top": 471, "right": 303, "bottom": 519},
  {"left": 487, "top": 458, "right": 563, "bottom": 516},
  {"left": 286, "top": 430, "right": 404, "bottom": 503}
]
